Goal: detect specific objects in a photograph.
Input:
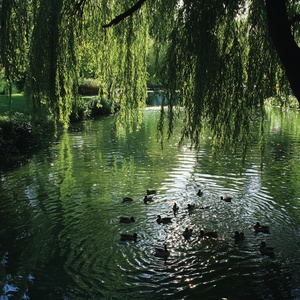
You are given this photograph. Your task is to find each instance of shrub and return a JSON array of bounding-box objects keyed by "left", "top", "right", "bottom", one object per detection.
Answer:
[
  {"left": 0, "top": 113, "right": 54, "bottom": 160},
  {"left": 70, "top": 96, "right": 120, "bottom": 122},
  {"left": 78, "top": 78, "right": 100, "bottom": 96},
  {"left": 0, "top": 75, "right": 21, "bottom": 95}
]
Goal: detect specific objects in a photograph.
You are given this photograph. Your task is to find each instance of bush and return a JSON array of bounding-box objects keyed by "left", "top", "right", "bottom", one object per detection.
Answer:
[
  {"left": 70, "top": 96, "right": 120, "bottom": 122},
  {"left": 78, "top": 78, "right": 100, "bottom": 96},
  {"left": 0, "top": 77, "right": 21, "bottom": 95},
  {"left": 0, "top": 113, "right": 54, "bottom": 160},
  {"left": 88, "top": 97, "right": 116, "bottom": 116},
  {"left": 69, "top": 98, "right": 86, "bottom": 122}
]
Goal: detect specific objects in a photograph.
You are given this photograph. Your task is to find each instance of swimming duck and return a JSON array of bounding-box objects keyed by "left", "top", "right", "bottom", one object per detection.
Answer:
[
  {"left": 147, "top": 189, "right": 157, "bottom": 195},
  {"left": 220, "top": 196, "right": 232, "bottom": 203},
  {"left": 197, "top": 189, "right": 203, "bottom": 197},
  {"left": 254, "top": 222, "right": 270, "bottom": 234},
  {"left": 183, "top": 227, "right": 193, "bottom": 238},
  {"left": 155, "top": 245, "right": 170, "bottom": 258},
  {"left": 156, "top": 215, "right": 172, "bottom": 224},
  {"left": 172, "top": 202, "right": 179, "bottom": 213},
  {"left": 186, "top": 204, "right": 195, "bottom": 210},
  {"left": 259, "top": 241, "right": 274, "bottom": 257},
  {"left": 120, "top": 233, "right": 137, "bottom": 242},
  {"left": 122, "top": 197, "right": 133, "bottom": 203},
  {"left": 233, "top": 231, "right": 245, "bottom": 243},
  {"left": 119, "top": 217, "right": 135, "bottom": 223},
  {"left": 200, "top": 230, "right": 218, "bottom": 238},
  {"left": 143, "top": 194, "right": 154, "bottom": 204}
]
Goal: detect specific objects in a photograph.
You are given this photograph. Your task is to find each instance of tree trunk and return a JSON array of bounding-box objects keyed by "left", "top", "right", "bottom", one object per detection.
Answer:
[{"left": 265, "top": 0, "right": 300, "bottom": 105}]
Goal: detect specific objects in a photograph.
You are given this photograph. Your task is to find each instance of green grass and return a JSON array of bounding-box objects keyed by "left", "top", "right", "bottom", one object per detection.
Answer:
[
  {"left": 0, "top": 94, "right": 98, "bottom": 114},
  {"left": 0, "top": 94, "right": 31, "bottom": 117}
]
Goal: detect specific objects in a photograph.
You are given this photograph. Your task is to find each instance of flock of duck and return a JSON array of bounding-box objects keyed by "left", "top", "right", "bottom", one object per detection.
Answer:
[{"left": 119, "top": 189, "right": 275, "bottom": 259}]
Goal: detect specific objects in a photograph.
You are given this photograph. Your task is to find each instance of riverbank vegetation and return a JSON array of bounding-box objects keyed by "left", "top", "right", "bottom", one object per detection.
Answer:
[{"left": 0, "top": 84, "right": 117, "bottom": 163}]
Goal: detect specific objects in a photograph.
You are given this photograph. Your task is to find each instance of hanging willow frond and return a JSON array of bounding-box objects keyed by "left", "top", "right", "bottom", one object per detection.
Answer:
[
  {"left": 155, "top": 0, "right": 287, "bottom": 151},
  {"left": 26, "top": 0, "right": 79, "bottom": 129}
]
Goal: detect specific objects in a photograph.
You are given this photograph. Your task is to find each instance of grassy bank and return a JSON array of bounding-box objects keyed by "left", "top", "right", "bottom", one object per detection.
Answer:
[{"left": 0, "top": 94, "right": 31, "bottom": 116}]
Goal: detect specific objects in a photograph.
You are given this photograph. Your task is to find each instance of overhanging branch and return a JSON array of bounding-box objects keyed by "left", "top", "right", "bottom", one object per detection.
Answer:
[{"left": 102, "top": 0, "right": 147, "bottom": 28}]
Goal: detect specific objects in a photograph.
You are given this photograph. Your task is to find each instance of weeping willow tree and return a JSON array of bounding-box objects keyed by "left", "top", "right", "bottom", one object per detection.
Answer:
[
  {"left": 0, "top": 0, "right": 299, "bottom": 149},
  {"left": 25, "top": 0, "right": 79, "bottom": 130},
  {"left": 156, "top": 1, "right": 278, "bottom": 151},
  {"left": 77, "top": 0, "right": 150, "bottom": 129},
  {"left": 0, "top": 0, "right": 29, "bottom": 97}
]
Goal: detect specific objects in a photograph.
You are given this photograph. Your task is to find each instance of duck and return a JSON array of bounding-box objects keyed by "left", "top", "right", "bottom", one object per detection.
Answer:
[
  {"left": 143, "top": 194, "right": 154, "bottom": 204},
  {"left": 183, "top": 227, "right": 193, "bottom": 238},
  {"left": 119, "top": 217, "right": 135, "bottom": 223},
  {"left": 200, "top": 230, "right": 218, "bottom": 238},
  {"left": 155, "top": 245, "right": 170, "bottom": 258},
  {"left": 254, "top": 222, "right": 270, "bottom": 234},
  {"left": 233, "top": 231, "right": 245, "bottom": 243},
  {"left": 197, "top": 189, "right": 203, "bottom": 197},
  {"left": 147, "top": 189, "right": 157, "bottom": 195},
  {"left": 156, "top": 215, "right": 172, "bottom": 224},
  {"left": 259, "top": 241, "right": 274, "bottom": 257},
  {"left": 120, "top": 233, "right": 137, "bottom": 242},
  {"left": 122, "top": 197, "right": 133, "bottom": 203},
  {"left": 220, "top": 196, "right": 232, "bottom": 202},
  {"left": 186, "top": 203, "right": 195, "bottom": 210},
  {"left": 172, "top": 202, "right": 179, "bottom": 213}
]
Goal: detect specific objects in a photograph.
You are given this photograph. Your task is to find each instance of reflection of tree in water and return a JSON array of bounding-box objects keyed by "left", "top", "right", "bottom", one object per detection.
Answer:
[
  {"left": 58, "top": 132, "right": 76, "bottom": 200},
  {"left": 263, "top": 108, "right": 300, "bottom": 206}
]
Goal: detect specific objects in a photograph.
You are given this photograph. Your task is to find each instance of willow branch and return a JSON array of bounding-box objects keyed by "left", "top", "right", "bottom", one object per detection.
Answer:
[
  {"left": 73, "top": 0, "right": 87, "bottom": 16},
  {"left": 102, "top": 0, "right": 147, "bottom": 28}
]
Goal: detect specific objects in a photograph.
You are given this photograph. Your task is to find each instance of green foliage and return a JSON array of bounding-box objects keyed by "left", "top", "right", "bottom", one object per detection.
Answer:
[
  {"left": 0, "top": 0, "right": 29, "bottom": 85},
  {"left": 265, "top": 95, "right": 299, "bottom": 108},
  {"left": 78, "top": 78, "right": 100, "bottom": 96},
  {"left": 0, "top": 69, "right": 5, "bottom": 94},
  {"left": 73, "top": 1, "right": 150, "bottom": 131},
  {"left": 0, "top": 113, "right": 54, "bottom": 159},
  {"left": 157, "top": 1, "right": 280, "bottom": 151},
  {"left": 25, "top": 0, "right": 79, "bottom": 130},
  {"left": 69, "top": 96, "right": 119, "bottom": 122}
]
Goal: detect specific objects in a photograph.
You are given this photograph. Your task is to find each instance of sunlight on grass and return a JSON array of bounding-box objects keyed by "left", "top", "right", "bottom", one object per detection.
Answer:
[{"left": 0, "top": 94, "right": 31, "bottom": 115}]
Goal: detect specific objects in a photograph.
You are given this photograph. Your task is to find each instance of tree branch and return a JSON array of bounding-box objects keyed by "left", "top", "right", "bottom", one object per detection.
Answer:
[
  {"left": 102, "top": 0, "right": 147, "bottom": 28},
  {"left": 73, "top": 0, "right": 87, "bottom": 18},
  {"left": 266, "top": 0, "right": 300, "bottom": 105}
]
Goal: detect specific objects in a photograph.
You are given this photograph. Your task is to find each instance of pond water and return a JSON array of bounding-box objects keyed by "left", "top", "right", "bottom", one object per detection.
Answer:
[{"left": 0, "top": 108, "right": 300, "bottom": 300}]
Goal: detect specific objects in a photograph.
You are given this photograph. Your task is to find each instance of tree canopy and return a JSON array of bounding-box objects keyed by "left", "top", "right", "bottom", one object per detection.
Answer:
[{"left": 0, "top": 0, "right": 299, "bottom": 150}]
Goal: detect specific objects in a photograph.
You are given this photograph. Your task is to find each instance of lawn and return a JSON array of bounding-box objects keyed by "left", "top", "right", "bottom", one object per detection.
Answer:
[
  {"left": 0, "top": 94, "right": 111, "bottom": 122},
  {"left": 0, "top": 94, "right": 31, "bottom": 117}
]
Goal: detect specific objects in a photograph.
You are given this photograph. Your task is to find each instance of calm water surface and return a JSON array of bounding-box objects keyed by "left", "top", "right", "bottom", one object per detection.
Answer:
[{"left": 1, "top": 108, "right": 300, "bottom": 299}]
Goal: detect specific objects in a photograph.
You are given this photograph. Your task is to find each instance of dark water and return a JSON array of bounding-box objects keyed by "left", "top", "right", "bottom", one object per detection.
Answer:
[{"left": 1, "top": 108, "right": 300, "bottom": 300}]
